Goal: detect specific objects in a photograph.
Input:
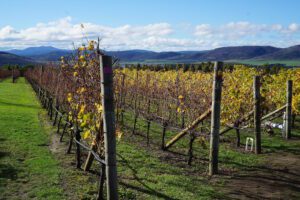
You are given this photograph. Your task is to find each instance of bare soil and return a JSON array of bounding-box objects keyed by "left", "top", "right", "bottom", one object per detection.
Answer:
[{"left": 222, "top": 152, "right": 300, "bottom": 200}]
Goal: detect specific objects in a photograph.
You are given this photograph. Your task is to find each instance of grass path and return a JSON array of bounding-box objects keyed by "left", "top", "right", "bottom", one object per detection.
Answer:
[{"left": 0, "top": 78, "right": 64, "bottom": 199}]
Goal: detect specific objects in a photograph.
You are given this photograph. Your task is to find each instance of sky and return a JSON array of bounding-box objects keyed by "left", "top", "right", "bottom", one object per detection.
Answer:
[{"left": 0, "top": 0, "right": 300, "bottom": 51}]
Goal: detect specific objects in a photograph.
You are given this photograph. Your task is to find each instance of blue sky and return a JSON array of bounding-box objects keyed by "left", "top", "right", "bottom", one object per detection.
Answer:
[{"left": 0, "top": 0, "right": 300, "bottom": 51}]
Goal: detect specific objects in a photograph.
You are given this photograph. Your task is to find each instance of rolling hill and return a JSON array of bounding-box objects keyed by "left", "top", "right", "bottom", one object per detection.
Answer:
[
  {"left": 2, "top": 45, "right": 300, "bottom": 66},
  {"left": 0, "top": 52, "right": 35, "bottom": 66},
  {"left": 7, "top": 46, "right": 72, "bottom": 61},
  {"left": 197, "top": 46, "right": 281, "bottom": 61},
  {"left": 253, "top": 45, "right": 300, "bottom": 60}
]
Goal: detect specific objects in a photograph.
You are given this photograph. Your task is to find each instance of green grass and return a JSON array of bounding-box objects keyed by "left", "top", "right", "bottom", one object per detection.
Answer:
[
  {"left": 117, "top": 141, "right": 224, "bottom": 199},
  {"left": 0, "top": 78, "right": 65, "bottom": 200},
  {"left": 227, "top": 59, "right": 300, "bottom": 66}
]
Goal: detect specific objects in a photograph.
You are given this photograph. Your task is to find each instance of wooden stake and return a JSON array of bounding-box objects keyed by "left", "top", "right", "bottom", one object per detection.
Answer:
[
  {"left": 165, "top": 108, "right": 211, "bottom": 149},
  {"left": 57, "top": 115, "right": 62, "bottom": 134},
  {"left": 60, "top": 122, "right": 68, "bottom": 142},
  {"left": 188, "top": 132, "right": 196, "bottom": 166},
  {"left": 209, "top": 61, "right": 223, "bottom": 176},
  {"left": 146, "top": 121, "right": 151, "bottom": 146},
  {"left": 254, "top": 76, "right": 261, "bottom": 154},
  {"left": 235, "top": 122, "right": 240, "bottom": 147},
  {"left": 161, "top": 122, "right": 168, "bottom": 150},
  {"left": 75, "top": 128, "right": 81, "bottom": 168},
  {"left": 286, "top": 80, "right": 293, "bottom": 139},
  {"left": 84, "top": 120, "right": 103, "bottom": 171},
  {"left": 100, "top": 55, "right": 118, "bottom": 199}
]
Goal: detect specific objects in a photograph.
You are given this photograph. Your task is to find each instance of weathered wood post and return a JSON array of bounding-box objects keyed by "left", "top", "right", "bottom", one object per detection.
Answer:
[
  {"left": 188, "top": 132, "right": 196, "bottom": 166},
  {"left": 132, "top": 114, "right": 138, "bottom": 135},
  {"left": 146, "top": 120, "right": 151, "bottom": 146},
  {"left": 235, "top": 121, "right": 240, "bottom": 147},
  {"left": 100, "top": 55, "right": 118, "bottom": 199},
  {"left": 49, "top": 97, "right": 53, "bottom": 120},
  {"left": 146, "top": 95, "right": 151, "bottom": 146},
  {"left": 97, "top": 164, "right": 106, "bottom": 200},
  {"left": 11, "top": 68, "right": 13, "bottom": 83},
  {"left": 60, "top": 121, "right": 69, "bottom": 142},
  {"left": 161, "top": 121, "right": 168, "bottom": 150},
  {"left": 67, "top": 132, "right": 73, "bottom": 154},
  {"left": 286, "top": 80, "right": 293, "bottom": 139},
  {"left": 57, "top": 115, "right": 63, "bottom": 134},
  {"left": 209, "top": 61, "right": 223, "bottom": 176},
  {"left": 132, "top": 70, "right": 139, "bottom": 135},
  {"left": 53, "top": 100, "right": 59, "bottom": 126},
  {"left": 254, "top": 76, "right": 261, "bottom": 154},
  {"left": 84, "top": 120, "right": 103, "bottom": 171},
  {"left": 75, "top": 127, "right": 81, "bottom": 168},
  {"left": 120, "top": 74, "right": 126, "bottom": 126},
  {"left": 117, "top": 73, "right": 126, "bottom": 123},
  {"left": 181, "top": 113, "right": 185, "bottom": 128}
]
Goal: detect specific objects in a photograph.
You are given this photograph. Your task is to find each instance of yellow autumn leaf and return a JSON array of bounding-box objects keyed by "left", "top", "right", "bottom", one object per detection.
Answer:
[{"left": 83, "top": 130, "right": 91, "bottom": 139}]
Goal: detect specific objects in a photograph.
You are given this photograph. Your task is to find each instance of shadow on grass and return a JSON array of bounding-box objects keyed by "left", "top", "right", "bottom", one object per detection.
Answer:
[
  {"left": 0, "top": 100, "right": 40, "bottom": 110},
  {"left": 0, "top": 151, "right": 19, "bottom": 186},
  {"left": 117, "top": 153, "right": 179, "bottom": 200},
  {"left": 0, "top": 151, "right": 10, "bottom": 159},
  {"left": 0, "top": 163, "right": 18, "bottom": 181},
  {"left": 263, "top": 145, "right": 300, "bottom": 155}
]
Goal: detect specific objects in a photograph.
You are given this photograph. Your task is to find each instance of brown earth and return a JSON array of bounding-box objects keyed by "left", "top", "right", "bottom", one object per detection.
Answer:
[{"left": 222, "top": 152, "right": 300, "bottom": 200}]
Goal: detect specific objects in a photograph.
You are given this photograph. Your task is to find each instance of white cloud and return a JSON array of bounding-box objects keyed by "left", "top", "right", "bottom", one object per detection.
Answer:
[
  {"left": 288, "top": 23, "right": 299, "bottom": 33},
  {"left": 195, "top": 24, "right": 212, "bottom": 37},
  {"left": 0, "top": 17, "right": 174, "bottom": 50},
  {"left": 193, "top": 21, "right": 300, "bottom": 49},
  {"left": 0, "top": 17, "right": 299, "bottom": 51}
]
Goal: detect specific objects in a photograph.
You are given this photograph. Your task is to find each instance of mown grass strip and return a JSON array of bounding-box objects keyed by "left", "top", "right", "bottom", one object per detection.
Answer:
[{"left": 0, "top": 78, "right": 65, "bottom": 200}]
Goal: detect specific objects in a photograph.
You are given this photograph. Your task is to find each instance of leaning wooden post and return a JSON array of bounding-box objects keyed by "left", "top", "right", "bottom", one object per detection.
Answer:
[
  {"left": 209, "top": 61, "right": 223, "bottom": 176},
  {"left": 100, "top": 55, "right": 118, "bottom": 199},
  {"left": 254, "top": 76, "right": 261, "bottom": 154},
  {"left": 286, "top": 80, "right": 293, "bottom": 139}
]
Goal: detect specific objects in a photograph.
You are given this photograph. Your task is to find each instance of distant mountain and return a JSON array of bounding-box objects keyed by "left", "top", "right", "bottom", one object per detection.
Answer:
[
  {"left": 196, "top": 46, "right": 281, "bottom": 61},
  {"left": 29, "top": 50, "right": 72, "bottom": 61},
  {"left": 106, "top": 50, "right": 158, "bottom": 61},
  {"left": 253, "top": 45, "right": 300, "bottom": 60},
  {"left": 105, "top": 49, "right": 209, "bottom": 62},
  {"left": 2, "top": 45, "right": 300, "bottom": 65},
  {"left": 0, "top": 52, "right": 35, "bottom": 66},
  {"left": 105, "top": 46, "right": 282, "bottom": 62},
  {"left": 7, "top": 46, "right": 72, "bottom": 61},
  {"left": 8, "top": 46, "right": 62, "bottom": 56}
]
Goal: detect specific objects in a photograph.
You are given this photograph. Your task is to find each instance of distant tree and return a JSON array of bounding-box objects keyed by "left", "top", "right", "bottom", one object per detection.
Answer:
[
  {"left": 190, "top": 64, "right": 196, "bottom": 72},
  {"left": 183, "top": 64, "right": 189, "bottom": 72}
]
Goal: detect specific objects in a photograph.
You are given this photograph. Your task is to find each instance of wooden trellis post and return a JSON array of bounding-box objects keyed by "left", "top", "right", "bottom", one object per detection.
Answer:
[
  {"left": 286, "top": 80, "right": 293, "bottom": 139},
  {"left": 100, "top": 55, "right": 118, "bottom": 199},
  {"left": 161, "top": 122, "right": 168, "bottom": 150},
  {"left": 75, "top": 127, "right": 81, "bottom": 169},
  {"left": 235, "top": 121, "right": 240, "bottom": 147},
  {"left": 254, "top": 76, "right": 261, "bottom": 154},
  {"left": 209, "top": 61, "right": 223, "bottom": 176}
]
